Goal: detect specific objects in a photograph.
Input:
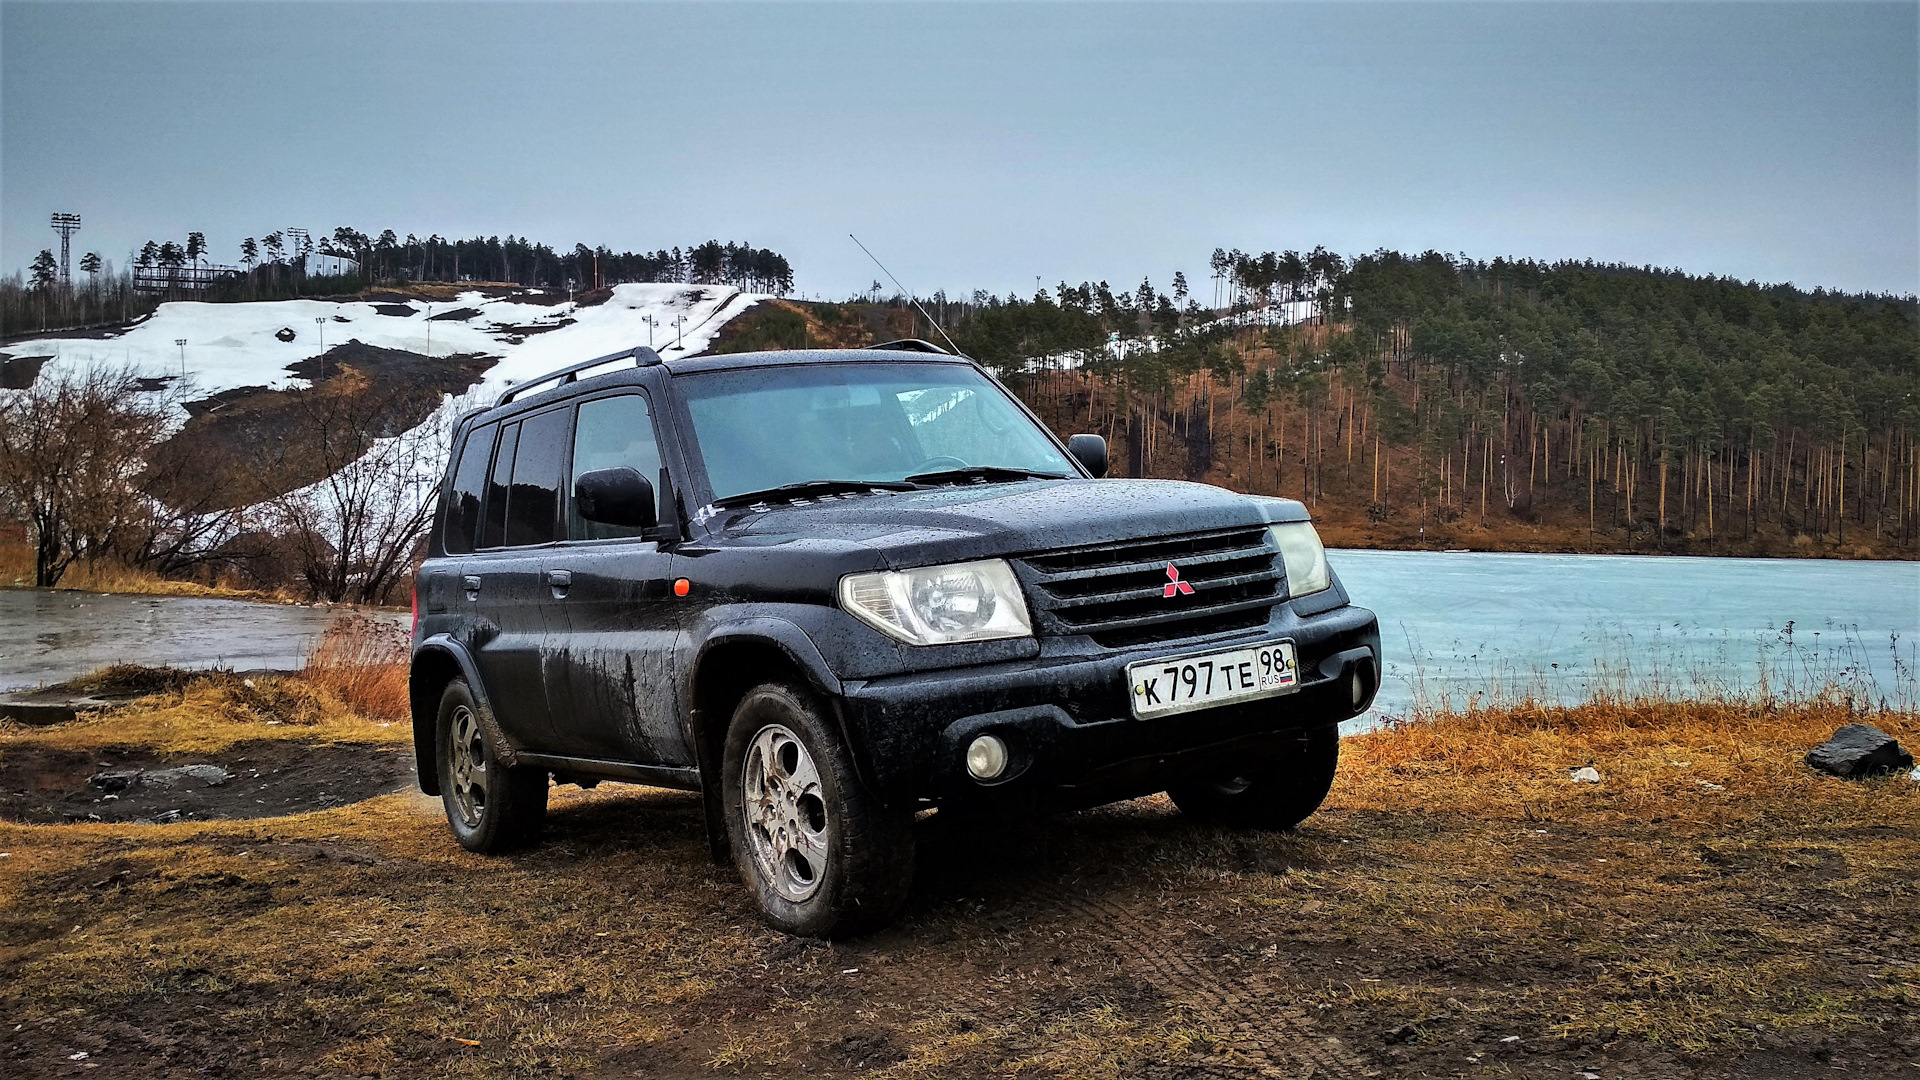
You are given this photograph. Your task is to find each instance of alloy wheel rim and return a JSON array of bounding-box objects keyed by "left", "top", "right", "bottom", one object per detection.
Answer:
[
  {"left": 449, "top": 704, "right": 489, "bottom": 827},
  {"left": 741, "top": 723, "right": 830, "bottom": 902}
]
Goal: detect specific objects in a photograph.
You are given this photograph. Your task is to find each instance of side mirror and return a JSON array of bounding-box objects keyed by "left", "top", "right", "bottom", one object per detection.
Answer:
[
  {"left": 1067, "top": 434, "right": 1108, "bottom": 478},
  {"left": 574, "top": 467, "right": 658, "bottom": 529}
]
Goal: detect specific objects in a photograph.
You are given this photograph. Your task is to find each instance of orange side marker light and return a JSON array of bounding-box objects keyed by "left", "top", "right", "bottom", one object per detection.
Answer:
[{"left": 673, "top": 578, "right": 691, "bottom": 597}]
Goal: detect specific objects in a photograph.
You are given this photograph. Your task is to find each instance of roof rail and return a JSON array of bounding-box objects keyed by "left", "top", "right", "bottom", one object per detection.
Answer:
[
  {"left": 450, "top": 405, "right": 491, "bottom": 435},
  {"left": 863, "top": 338, "right": 950, "bottom": 355},
  {"left": 497, "top": 345, "right": 662, "bottom": 405}
]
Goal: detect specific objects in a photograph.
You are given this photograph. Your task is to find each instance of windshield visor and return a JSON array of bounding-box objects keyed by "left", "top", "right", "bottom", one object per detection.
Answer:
[{"left": 678, "top": 362, "right": 1075, "bottom": 502}]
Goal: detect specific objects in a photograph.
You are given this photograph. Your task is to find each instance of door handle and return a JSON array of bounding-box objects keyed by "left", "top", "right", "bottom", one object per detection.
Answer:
[
  {"left": 547, "top": 569, "right": 572, "bottom": 598},
  {"left": 462, "top": 575, "right": 481, "bottom": 600}
]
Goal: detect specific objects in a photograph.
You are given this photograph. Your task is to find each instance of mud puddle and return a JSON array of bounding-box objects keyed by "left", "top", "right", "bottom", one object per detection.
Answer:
[{"left": 0, "top": 740, "right": 415, "bottom": 824}]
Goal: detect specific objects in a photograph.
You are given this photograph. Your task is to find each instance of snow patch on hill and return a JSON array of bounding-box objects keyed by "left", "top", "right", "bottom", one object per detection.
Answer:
[
  {"left": 3, "top": 285, "right": 766, "bottom": 577},
  {"left": 9, "top": 283, "right": 763, "bottom": 421}
]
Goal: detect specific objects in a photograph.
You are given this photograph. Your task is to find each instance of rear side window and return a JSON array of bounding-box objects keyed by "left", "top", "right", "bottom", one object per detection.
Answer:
[
  {"left": 502, "top": 409, "right": 569, "bottom": 546},
  {"left": 442, "top": 423, "right": 494, "bottom": 555},
  {"left": 569, "top": 394, "right": 663, "bottom": 541},
  {"left": 481, "top": 424, "right": 519, "bottom": 548}
]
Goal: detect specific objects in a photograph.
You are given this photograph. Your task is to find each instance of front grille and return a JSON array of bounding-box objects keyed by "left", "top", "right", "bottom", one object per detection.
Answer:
[{"left": 1016, "top": 527, "right": 1282, "bottom": 648}]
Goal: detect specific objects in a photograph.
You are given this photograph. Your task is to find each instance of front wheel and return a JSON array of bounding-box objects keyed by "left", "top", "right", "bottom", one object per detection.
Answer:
[
  {"left": 722, "top": 683, "right": 914, "bottom": 937},
  {"left": 436, "top": 679, "right": 548, "bottom": 852},
  {"left": 1168, "top": 725, "right": 1340, "bottom": 830}
]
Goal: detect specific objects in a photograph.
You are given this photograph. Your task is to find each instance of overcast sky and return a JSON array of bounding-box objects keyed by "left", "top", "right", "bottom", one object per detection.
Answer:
[{"left": 3, "top": 1, "right": 1915, "bottom": 298}]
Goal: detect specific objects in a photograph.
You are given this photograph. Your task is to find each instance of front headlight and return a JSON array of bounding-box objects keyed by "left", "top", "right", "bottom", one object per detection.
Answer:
[
  {"left": 1268, "top": 522, "right": 1331, "bottom": 597},
  {"left": 838, "top": 559, "right": 1034, "bottom": 645}
]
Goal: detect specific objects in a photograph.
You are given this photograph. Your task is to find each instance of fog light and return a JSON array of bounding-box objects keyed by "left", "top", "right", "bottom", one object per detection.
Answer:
[
  {"left": 1350, "top": 670, "right": 1366, "bottom": 708},
  {"left": 965, "top": 734, "right": 1008, "bottom": 781}
]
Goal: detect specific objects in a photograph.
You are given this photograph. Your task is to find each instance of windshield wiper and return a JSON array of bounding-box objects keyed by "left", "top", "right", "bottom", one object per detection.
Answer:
[
  {"left": 903, "top": 466, "right": 1071, "bottom": 485},
  {"left": 711, "top": 479, "right": 919, "bottom": 509}
]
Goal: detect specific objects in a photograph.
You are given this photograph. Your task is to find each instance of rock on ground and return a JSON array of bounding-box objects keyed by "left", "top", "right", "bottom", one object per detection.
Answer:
[{"left": 1806, "top": 723, "right": 1913, "bottom": 779}]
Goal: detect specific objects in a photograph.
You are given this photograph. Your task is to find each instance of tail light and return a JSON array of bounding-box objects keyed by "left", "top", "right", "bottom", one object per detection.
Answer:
[{"left": 411, "top": 580, "right": 420, "bottom": 637}]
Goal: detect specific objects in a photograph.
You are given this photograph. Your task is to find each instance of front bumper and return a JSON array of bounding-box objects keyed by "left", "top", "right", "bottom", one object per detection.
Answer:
[{"left": 834, "top": 599, "right": 1380, "bottom": 810}]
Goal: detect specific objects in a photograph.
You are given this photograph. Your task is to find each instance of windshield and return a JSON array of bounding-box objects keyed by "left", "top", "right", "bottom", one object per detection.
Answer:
[{"left": 678, "top": 362, "right": 1076, "bottom": 501}]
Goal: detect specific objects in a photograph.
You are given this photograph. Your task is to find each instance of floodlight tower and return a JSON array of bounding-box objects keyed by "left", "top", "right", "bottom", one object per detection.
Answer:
[
  {"left": 287, "top": 228, "right": 311, "bottom": 272},
  {"left": 50, "top": 213, "right": 81, "bottom": 287}
]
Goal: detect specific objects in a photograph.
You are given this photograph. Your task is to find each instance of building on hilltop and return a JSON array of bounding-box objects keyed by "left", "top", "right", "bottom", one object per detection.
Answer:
[{"left": 304, "top": 253, "right": 359, "bottom": 277}]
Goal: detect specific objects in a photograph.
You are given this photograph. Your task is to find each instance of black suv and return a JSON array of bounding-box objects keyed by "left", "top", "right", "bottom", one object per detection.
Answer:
[{"left": 410, "top": 342, "right": 1380, "bottom": 936}]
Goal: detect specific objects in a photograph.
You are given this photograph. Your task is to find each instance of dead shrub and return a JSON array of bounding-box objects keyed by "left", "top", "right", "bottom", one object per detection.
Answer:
[{"left": 301, "top": 613, "right": 410, "bottom": 722}]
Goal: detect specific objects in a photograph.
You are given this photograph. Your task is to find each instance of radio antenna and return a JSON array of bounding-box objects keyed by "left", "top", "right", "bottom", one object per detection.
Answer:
[{"left": 849, "top": 233, "right": 964, "bottom": 357}]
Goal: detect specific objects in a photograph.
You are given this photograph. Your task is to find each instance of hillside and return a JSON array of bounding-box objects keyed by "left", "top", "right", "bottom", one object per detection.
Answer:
[
  {"left": 3, "top": 282, "right": 764, "bottom": 503},
  {"left": 5, "top": 252, "right": 1914, "bottom": 605},
  {"left": 737, "top": 256, "right": 1917, "bottom": 560},
  {"left": 0, "top": 283, "right": 767, "bottom": 596}
]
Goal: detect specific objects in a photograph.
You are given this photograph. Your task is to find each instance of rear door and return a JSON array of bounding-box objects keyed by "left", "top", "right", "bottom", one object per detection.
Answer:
[
  {"left": 464, "top": 407, "right": 572, "bottom": 750},
  {"left": 417, "top": 421, "right": 490, "bottom": 641},
  {"left": 542, "top": 389, "right": 694, "bottom": 765}
]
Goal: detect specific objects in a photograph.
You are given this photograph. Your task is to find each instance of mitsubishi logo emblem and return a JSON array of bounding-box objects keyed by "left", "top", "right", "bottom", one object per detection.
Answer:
[{"left": 1163, "top": 563, "right": 1194, "bottom": 598}]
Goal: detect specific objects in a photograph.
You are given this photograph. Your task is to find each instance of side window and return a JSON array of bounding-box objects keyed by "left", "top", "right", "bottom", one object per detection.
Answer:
[
  {"left": 569, "top": 394, "right": 664, "bottom": 541},
  {"left": 481, "top": 423, "right": 518, "bottom": 549},
  {"left": 442, "top": 423, "right": 494, "bottom": 554},
  {"left": 504, "top": 409, "right": 570, "bottom": 547}
]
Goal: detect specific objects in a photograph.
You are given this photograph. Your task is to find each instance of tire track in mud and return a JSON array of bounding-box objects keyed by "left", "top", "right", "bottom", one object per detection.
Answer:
[
  {"left": 1067, "top": 889, "right": 1369, "bottom": 1080},
  {"left": 912, "top": 876, "right": 1372, "bottom": 1080}
]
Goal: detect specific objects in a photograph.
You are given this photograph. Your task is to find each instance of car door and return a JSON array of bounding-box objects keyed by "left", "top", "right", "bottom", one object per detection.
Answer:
[
  {"left": 541, "top": 389, "right": 694, "bottom": 765},
  {"left": 417, "top": 420, "right": 491, "bottom": 642},
  {"left": 464, "top": 408, "right": 572, "bottom": 750}
]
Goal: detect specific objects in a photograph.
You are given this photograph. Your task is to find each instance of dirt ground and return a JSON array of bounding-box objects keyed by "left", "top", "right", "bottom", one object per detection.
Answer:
[
  {"left": 1, "top": 684, "right": 1915, "bottom": 1079},
  {"left": 0, "top": 740, "right": 414, "bottom": 824}
]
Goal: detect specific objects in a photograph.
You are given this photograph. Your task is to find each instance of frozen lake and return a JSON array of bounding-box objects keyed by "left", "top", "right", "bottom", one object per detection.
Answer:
[
  {"left": 1334, "top": 550, "right": 1920, "bottom": 726},
  {"left": 3, "top": 554, "right": 1914, "bottom": 724},
  {"left": 0, "top": 590, "right": 406, "bottom": 693}
]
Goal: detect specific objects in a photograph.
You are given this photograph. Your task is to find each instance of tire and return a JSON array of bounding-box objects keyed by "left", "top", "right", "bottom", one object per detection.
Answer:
[
  {"left": 436, "top": 678, "right": 549, "bottom": 853},
  {"left": 1168, "top": 724, "right": 1340, "bottom": 830},
  {"left": 722, "top": 683, "right": 914, "bottom": 938}
]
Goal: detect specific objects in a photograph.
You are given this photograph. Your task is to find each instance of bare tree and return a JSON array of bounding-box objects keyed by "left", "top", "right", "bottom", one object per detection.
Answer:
[
  {"left": 0, "top": 368, "right": 171, "bottom": 586},
  {"left": 122, "top": 435, "right": 250, "bottom": 579},
  {"left": 263, "top": 386, "right": 470, "bottom": 604}
]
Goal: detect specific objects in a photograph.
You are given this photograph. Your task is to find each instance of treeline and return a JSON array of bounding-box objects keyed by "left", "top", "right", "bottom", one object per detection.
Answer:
[
  {"left": 0, "top": 263, "right": 146, "bottom": 338},
  {"left": 271, "top": 228, "right": 794, "bottom": 295},
  {"left": 4, "top": 228, "right": 796, "bottom": 338},
  {"left": 929, "top": 251, "right": 1919, "bottom": 555}
]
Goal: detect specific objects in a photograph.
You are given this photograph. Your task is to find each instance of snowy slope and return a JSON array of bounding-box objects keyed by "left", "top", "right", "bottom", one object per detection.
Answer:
[
  {"left": 3, "top": 285, "right": 766, "bottom": 557},
  {"left": 6, "top": 283, "right": 764, "bottom": 419}
]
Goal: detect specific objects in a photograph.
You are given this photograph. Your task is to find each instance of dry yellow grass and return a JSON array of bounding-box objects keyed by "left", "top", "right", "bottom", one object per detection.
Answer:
[
  {"left": 1342, "top": 696, "right": 1917, "bottom": 826},
  {"left": 0, "top": 670, "right": 406, "bottom": 755},
  {"left": 300, "top": 613, "right": 413, "bottom": 724},
  {"left": 0, "top": 538, "right": 293, "bottom": 601},
  {"left": 0, "top": 684, "right": 1914, "bottom": 1077}
]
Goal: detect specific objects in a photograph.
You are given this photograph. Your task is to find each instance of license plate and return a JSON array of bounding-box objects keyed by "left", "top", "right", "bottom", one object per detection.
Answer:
[{"left": 1127, "top": 639, "right": 1298, "bottom": 719}]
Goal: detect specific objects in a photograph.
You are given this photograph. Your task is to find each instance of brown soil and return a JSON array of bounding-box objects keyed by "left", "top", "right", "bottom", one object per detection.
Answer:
[
  {"left": 1, "top": 792, "right": 1911, "bottom": 1079},
  {"left": 152, "top": 341, "right": 496, "bottom": 507},
  {"left": 1, "top": 700, "right": 1913, "bottom": 1079},
  {"left": 350, "top": 284, "right": 570, "bottom": 307},
  {"left": 0, "top": 352, "right": 50, "bottom": 389},
  {"left": 0, "top": 739, "right": 414, "bottom": 824},
  {"left": 707, "top": 299, "right": 921, "bottom": 354}
]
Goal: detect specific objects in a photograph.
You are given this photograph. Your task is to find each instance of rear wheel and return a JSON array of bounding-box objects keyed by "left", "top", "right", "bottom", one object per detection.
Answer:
[
  {"left": 1168, "top": 725, "right": 1340, "bottom": 830},
  {"left": 436, "top": 679, "right": 548, "bottom": 852},
  {"left": 723, "top": 683, "right": 913, "bottom": 937}
]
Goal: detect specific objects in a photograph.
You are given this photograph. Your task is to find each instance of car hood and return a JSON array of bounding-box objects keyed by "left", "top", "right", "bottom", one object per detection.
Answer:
[{"left": 707, "top": 479, "right": 1305, "bottom": 568}]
